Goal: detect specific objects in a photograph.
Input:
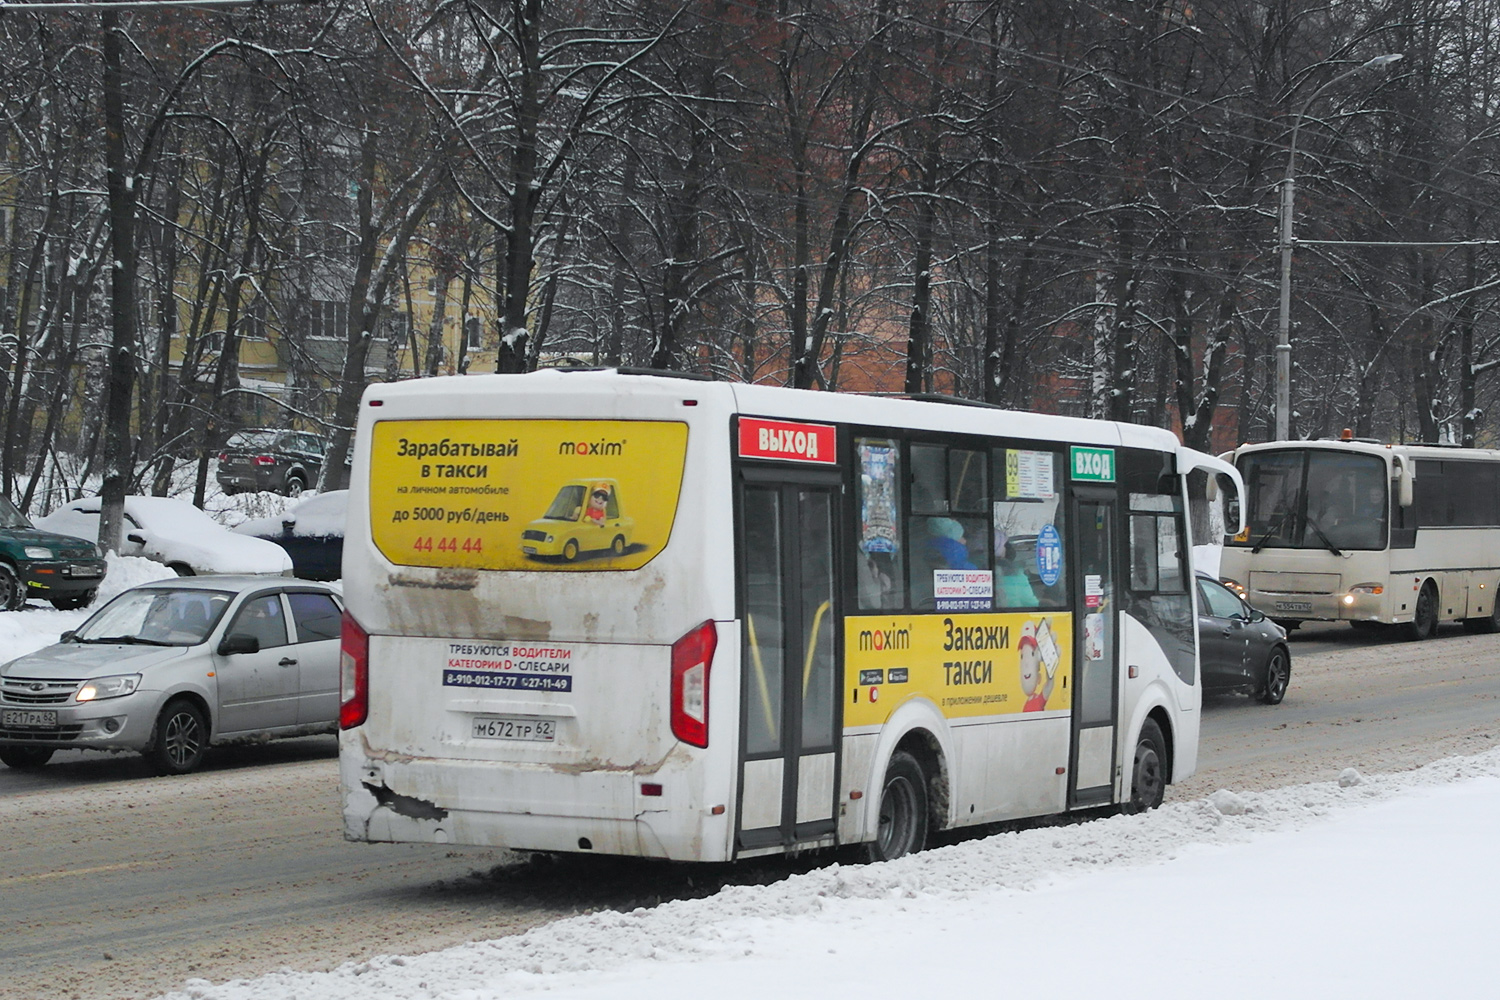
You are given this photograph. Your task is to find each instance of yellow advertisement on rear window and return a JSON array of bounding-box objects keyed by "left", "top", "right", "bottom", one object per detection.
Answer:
[
  {"left": 369, "top": 419, "right": 688, "bottom": 571},
  {"left": 843, "top": 612, "right": 1073, "bottom": 728}
]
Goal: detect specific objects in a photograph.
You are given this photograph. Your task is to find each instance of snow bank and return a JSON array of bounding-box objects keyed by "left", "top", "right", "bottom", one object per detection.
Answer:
[{"left": 154, "top": 748, "right": 1500, "bottom": 1000}]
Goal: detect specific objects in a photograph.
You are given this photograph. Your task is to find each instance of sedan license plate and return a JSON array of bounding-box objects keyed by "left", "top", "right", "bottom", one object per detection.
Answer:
[
  {"left": 472, "top": 716, "right": 556, "bottom": 742},
  {"left": 2, "top": 708, "right": 58, "bottom": 728},
  {"left": 1274, "top": 600, "right": 1313, "bottom": 613}
]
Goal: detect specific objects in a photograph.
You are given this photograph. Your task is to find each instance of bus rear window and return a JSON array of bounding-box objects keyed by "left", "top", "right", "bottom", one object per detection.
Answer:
[{"left": 368, "top": 419, "right": 688, "bottom": 571}]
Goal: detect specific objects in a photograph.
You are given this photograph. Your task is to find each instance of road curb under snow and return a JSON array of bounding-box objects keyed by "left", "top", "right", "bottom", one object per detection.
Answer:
[{"left": 157, "top": 746, "right": 1500, "bottom": 1000}]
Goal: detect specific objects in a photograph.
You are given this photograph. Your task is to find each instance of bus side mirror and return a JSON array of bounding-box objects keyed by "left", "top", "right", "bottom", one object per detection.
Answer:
[{"left": 1397, "top": 469, "right": 1414, "bottom": 508}]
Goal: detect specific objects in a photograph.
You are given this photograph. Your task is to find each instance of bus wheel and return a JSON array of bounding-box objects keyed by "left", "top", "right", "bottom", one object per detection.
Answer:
[
  {"left": 1405, "top": 583, "right": 1438, "bottom": 641},
  {"left": 1125, "top": 720, "right": 1167, "bottom": 813},
  {"left": 867, "top": 751, "right": 928, "bottom": 862}
]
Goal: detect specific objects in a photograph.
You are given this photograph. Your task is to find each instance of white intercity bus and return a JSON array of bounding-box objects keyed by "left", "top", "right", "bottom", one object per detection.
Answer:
[
  {"left": 338, "top": 369, "right": 1241, "bottom": 861},
  {"left": 1220, "top": 436, "right": 1500, "bottom": 639}
]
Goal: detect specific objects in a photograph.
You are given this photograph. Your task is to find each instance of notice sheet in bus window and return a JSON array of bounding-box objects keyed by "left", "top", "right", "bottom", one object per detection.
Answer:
[{"left": 368, "top": 419, "right": 688, "bottom": 571}]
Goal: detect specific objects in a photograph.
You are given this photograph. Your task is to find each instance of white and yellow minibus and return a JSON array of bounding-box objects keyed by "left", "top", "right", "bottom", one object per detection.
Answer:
[
  {"left": 1221, "top": 437, "right": 1500, "bottom": 639},
  {"left": 338, "top": 369, "right": 1240, "bottom": 861}
]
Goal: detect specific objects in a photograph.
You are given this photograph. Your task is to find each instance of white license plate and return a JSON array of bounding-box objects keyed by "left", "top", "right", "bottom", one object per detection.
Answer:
[
  {"left": 472, "top": 716, "right": 556, "bottom": 742},
  {"left": 1274, "top": 600, "right": 1313, "bottom": 613},
  {"left": 70, "top": 564, "right": 102, "bottom": 578},
  {"left": 2, "top": 709, "right": 58, "bottom": 728}
]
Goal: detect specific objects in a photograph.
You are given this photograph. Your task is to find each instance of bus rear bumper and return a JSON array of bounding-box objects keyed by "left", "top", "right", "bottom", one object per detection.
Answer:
[{"left": 340, "top": 752, "right": 732, "bottom": 862}]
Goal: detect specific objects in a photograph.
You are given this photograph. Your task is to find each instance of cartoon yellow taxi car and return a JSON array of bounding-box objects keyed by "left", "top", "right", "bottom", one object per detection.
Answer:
[{"left": 521, "top": 479, "right": 635, "bottom": 561}]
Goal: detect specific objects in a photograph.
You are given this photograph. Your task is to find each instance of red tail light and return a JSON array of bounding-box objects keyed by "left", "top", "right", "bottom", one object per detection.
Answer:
[
  {"left": 339, "top": 610, "right": 369, "bottom": 730},
  {"left": 670, "top": 620, "right": 717, "bottom": 748},
  {"left": 252, "top": 454, "right": 276, "bottom": 466},
  {"left": 217, "top": 452, "right": 228, "bottom": 462}
]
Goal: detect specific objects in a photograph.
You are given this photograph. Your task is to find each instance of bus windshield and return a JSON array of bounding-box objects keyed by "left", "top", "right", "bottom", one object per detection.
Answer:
[{"left": 1234, "top": 449, "right": 1388, "bottom": 552}]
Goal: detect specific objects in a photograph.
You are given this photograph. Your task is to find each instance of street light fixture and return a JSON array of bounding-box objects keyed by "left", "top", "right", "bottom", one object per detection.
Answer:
[{"left": 1275, "top": 53, "right": 1403, "bottom": 441}]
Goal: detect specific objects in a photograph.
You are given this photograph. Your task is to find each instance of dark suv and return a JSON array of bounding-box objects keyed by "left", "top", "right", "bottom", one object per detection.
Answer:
[
  {"left": 216, "top": 429, "right": 329, "bottom": 497},
  {"left": 0, "top": 495, "right": 107, "bottom": 611}
]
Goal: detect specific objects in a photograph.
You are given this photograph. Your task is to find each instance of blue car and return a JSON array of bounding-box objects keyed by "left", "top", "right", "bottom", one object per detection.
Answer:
[{"left": 232, "top": 491, "right": 346, "bottom": 581}]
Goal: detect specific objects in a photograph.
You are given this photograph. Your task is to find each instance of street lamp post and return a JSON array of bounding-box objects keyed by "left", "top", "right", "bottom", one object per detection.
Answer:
[{"left": 1275, "top": 53, "right": 1403, "bottom": 441}]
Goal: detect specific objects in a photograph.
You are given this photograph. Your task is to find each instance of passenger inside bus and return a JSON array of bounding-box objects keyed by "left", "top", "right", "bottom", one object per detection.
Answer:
[
  {"left": 995, "top": 540, "right": 1039, "bottom": 607},
  {"left": 923, "top": 517, "right": 976, "bottom": 570}
]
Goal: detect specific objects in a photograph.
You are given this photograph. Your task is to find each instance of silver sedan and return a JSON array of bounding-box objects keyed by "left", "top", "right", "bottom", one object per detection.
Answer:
[{"left": 0, "top": 576, "right": 343, "bottom": 774}]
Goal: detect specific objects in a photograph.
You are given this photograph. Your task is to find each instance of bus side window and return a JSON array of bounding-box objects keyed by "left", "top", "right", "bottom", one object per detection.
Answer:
[
  {"left": 855, "top": 439, "right": 906, "bottom": 611},
  {"left": 907, "top": 444, "right": 990, "bottom": 608},
  {"left": 991, "top": 447, "right": 1066, "bottom": 609},
  {"left": 1130, "top": 513, "right": 1186, "bottom": 594}
]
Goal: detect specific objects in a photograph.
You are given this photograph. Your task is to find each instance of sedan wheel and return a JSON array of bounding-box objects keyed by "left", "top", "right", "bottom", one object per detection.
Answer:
[
  {"left": 1259, "top": 648, "right": 1290, "bottom": 705},
  {"left": 0, "top": 747, "right": 54, "bottom": 768},
  {"left": 146, "top": 699, "right": 207, "bottom": 775}
]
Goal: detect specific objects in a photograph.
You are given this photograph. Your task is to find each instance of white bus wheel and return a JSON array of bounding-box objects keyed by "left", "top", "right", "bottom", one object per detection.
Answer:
[
  {"left": 866, "top": 750, "right": 929, "bottom": 863},
  {"left": 1125, "top": 719, "right": 1167, "bottom": 813},
  {"left": 1405, "top": 583, "right": 1438, "bottom": 641}
]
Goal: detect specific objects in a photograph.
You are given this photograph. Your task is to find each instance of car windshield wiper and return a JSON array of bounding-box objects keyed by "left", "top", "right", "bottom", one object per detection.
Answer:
[
  {"left": 1301, "top": 514, "right": 1343, "bottom": 557},
  {"left": 78, "top": 635, "right": 174, "bottom": 646}
]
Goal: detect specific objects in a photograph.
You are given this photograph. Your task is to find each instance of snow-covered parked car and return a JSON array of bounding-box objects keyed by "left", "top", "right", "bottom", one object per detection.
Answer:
[
  {"left": 36, "top": 496, "right": 293, "bottom": 577},
  {"left": 232, "top": 491, "right": 346, "bottom": 581}
]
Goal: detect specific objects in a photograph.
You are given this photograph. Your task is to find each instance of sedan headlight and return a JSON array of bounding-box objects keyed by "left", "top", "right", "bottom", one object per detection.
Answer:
[
  {"left": 24, "top": 546, "right": 52, "bottom": 559},
  {"left": 76, "top": 674, "right": 142, "bottom": 702}
]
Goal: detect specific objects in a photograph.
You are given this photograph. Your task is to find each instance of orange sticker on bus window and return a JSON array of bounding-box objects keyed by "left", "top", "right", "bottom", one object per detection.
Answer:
[{"left": 368, "top": 419, "right": 688, "bottom": 571}]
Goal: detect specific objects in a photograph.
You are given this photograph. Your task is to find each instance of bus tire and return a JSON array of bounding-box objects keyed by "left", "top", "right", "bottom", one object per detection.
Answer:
[
  {"left": 1125, "top": 719, "right": 1167, "bottom": 813},
  {"left": 1405, "top": 582, "right": 1438, "bottom": 641},
  {"left": 866, "top": 751, "right": 928, "bottom": 862}
]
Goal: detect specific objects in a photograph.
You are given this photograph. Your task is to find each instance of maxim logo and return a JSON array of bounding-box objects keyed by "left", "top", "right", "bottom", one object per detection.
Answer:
[
  {"left": 558, "top": 439, "right": 624, "bottom": 456},
  {"left": 857, "top": 624, "right": 911, "bottom": 652}
]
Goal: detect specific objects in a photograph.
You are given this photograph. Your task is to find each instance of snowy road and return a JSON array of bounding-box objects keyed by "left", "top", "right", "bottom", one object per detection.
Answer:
[{"left": 2, "top": 622, "right": 1498, "bottom": 1000}]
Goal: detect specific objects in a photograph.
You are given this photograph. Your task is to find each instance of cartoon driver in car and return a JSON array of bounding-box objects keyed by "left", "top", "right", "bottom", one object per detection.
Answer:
[{"left": 521, "top": 479, "right": 635, "bottom": 562}]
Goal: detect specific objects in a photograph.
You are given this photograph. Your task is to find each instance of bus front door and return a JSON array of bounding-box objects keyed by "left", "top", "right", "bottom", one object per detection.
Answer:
[
  {"left": 1069, "top": 491, "right": 1119, "bottom": 808},
  {"left": 736, "top": 476, "right": 840, "bottom": 853}
]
